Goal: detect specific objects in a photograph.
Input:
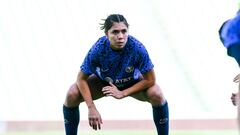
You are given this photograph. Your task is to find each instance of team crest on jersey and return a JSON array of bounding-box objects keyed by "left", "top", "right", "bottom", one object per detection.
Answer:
[
  {"left": 125, "top": 66, "right": 134, "bottom": 73},
  {"left": 101, "top": 68, "right": 109, "bottom": 72}
]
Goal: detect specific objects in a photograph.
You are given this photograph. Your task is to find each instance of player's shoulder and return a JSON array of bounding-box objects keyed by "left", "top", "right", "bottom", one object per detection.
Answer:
[
  {"left": 126, "top": 35, "right": 149, "bottom": 56},
  {"left": 90, "top": 36, "right": 108, "bottom": 51},
  {"left": 93, "top": 36, "right": 108, "bottom": 47},
  {"left": 127, "top": 35, "right": 145, "bottom": 49},
  {"left": 128, "top": 35, "right": 142, "bottom": 45}
]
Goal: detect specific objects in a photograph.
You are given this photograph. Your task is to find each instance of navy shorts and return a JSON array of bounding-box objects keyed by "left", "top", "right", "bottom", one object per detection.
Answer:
[
  {"left": 227, "top": 44, "right": 240, "bottom": 67},
  {"left": 88, "top": 74, "right": 140, "bottom": 90}
]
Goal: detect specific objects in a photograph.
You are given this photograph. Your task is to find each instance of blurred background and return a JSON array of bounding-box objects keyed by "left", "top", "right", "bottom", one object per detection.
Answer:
[{"left": 0, "top": 0, "right": 239, "bottom": 132}]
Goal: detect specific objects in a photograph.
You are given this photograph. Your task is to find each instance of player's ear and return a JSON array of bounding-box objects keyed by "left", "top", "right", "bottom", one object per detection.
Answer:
[{"left": 105, "top": 31, "right": 109, "bottom": 38}]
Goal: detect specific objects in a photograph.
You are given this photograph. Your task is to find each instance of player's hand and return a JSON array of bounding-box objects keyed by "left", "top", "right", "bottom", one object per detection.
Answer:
[
  {"left": 102, "top": 82, "right": 125, "bottom": 99},
  {"left": 231, "top": 93, "right": 239, "bottom": 106},
  {"left": 233, "top": 74, "right": 240, "bottom": 83},
  {"left": 88, "top": 106, "right": 102, "bottom": 130}
]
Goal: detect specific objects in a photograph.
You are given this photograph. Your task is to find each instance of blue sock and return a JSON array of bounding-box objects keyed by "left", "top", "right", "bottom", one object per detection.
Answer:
[
  {"left": 63, "top": 105, "right": 79, "bottom": 135},
  {"left": 152, "top": 102, "right": 169, "bottom": 135}
]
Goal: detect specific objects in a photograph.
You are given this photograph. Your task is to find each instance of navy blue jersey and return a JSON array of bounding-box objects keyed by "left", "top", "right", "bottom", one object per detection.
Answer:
[
  {"left": 219, "top": 12, "right": 240, "bottom": 48},
  {"left": 80, "top": 35, "right": 154, "bottom": 88}
]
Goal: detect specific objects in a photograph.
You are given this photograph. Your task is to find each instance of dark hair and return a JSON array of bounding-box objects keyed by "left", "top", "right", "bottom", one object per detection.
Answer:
[{"left": 100, "top": 14, "right": 129, "bottom": 34}]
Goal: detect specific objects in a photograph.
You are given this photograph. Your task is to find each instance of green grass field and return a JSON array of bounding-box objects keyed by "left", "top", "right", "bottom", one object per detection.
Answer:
[{"left": 0, "top": 130, "right": 238, "bottom": 135}]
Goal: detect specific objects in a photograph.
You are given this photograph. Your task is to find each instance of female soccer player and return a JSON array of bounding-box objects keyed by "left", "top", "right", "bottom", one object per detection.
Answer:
[{"left": 63, "top": 14, "right": 169, "bottom": 135}]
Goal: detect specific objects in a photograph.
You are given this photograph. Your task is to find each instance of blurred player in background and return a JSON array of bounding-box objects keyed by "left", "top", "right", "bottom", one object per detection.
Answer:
[
  {"left": 63, "top": 14, "right": 169, "bottom": 135},
  {"left": 218, "top": 0, "right": 240, "bottom": 131},
  {"left": 232, "top": 74, "right": 240, "bottom": 106}
]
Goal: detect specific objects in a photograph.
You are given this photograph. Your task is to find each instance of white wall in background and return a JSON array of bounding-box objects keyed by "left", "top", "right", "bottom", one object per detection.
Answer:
[{"left": 0, "top": 0, "right": 238, "bottom": 120}]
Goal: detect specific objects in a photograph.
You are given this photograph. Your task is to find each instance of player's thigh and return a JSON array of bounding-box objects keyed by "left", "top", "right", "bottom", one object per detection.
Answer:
[
  {"left": 87, "top": 74, "right": 107, "bottom": 101},
  {"left": 130, "top": 90, "right": 149, "bottom": 102}
]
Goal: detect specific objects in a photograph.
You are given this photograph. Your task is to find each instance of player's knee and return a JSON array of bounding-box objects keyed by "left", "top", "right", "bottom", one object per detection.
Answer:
[
  {"left": 67, "top": 86, "right": 78, "bottom": 98},
  {"left": 148, "top": 90, "right": 161, "bottom": 101},
  {"left": 147, "top": 85, "right": 165, "bottom": 105},
  {"left": 64, "top": 84, "right": 82, "bottom": 106}
]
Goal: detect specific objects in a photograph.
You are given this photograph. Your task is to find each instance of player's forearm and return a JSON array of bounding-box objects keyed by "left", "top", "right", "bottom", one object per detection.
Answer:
[
  {"left": 122, "top": 70, "right": 156, "bottom": 97},
  {"left": 76, "top": 72, "right": 95, "bottom": 108},
  {"left": 77, "top": 80, "right": 95, "bottom": 108},
  {"left": 122, "top": 79, "right": 155, "bottom": 97}
]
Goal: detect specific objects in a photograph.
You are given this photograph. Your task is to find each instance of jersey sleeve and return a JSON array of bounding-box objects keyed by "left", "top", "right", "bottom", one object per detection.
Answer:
[
  {"left": 219, "top": 16, "right": 240, "bottom": 48},
  {"left": 80, "top": 45, "right": 99, "bottom": 75},
  {"left": 137, "top": 45, "right": 154, "bottom": 74}
]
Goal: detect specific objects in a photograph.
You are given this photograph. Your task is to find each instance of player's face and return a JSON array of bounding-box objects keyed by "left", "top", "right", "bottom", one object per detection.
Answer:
[{"left": 106, "top": 22, "right": 128, "bottom": 51}]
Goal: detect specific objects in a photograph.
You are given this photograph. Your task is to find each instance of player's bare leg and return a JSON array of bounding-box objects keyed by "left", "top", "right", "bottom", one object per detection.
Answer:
[
  {"left": 233, "top": 74, "right": 240, "bottom": 135},
  {"left": 233, "top": 73, "right": 240, "bottom": 133},
  {"left": 237, "top": 82, "right": 240, "bottom": 135}
]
